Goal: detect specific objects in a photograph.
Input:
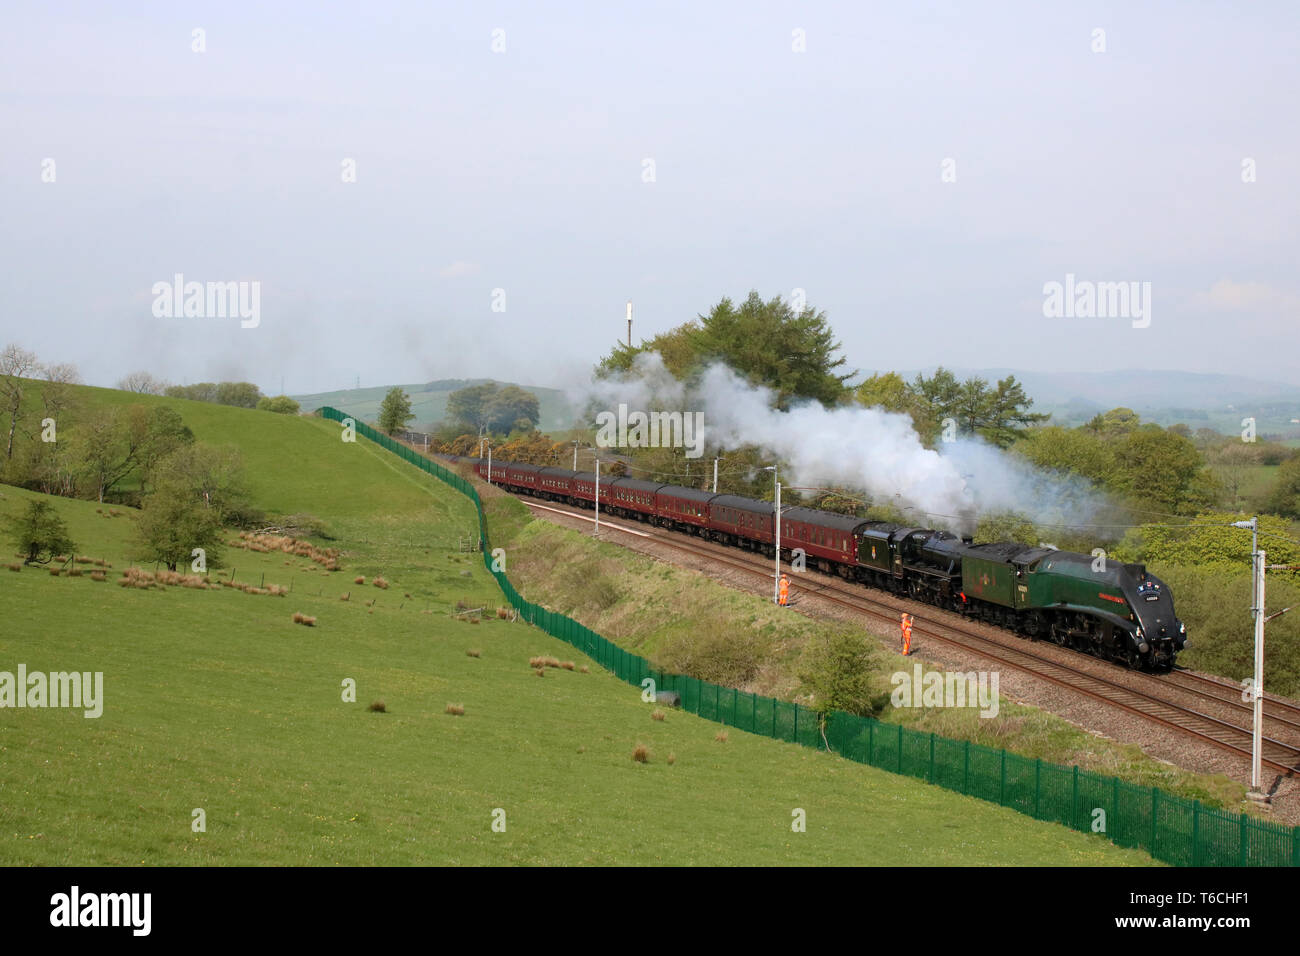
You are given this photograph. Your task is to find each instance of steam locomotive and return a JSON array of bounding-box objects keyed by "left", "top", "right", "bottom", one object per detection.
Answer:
[{"left": 451, "top": 456, "right": 1187, "bottom": 670}]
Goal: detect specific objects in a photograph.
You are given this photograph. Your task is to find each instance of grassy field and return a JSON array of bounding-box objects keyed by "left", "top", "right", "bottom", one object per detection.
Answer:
[
  {"left": 0, "top": 387, "right": 1154, "bottom": 865},
  {"left": 492, "top": 499, "right": 1252, "bottom": 811}
]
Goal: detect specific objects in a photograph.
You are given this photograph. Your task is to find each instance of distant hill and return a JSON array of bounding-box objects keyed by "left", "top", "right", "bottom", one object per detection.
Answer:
[
  {"left": 890, "top": 368, "right": 1300, "bottom": 440},
  {"left": 291, "top": 380, "right": 576, "bottom": 433}
]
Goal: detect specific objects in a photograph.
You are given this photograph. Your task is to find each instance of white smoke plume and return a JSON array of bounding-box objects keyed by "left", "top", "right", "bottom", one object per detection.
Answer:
[{"left": 574, "top": 353, "right": 1108, "bottom": 532}]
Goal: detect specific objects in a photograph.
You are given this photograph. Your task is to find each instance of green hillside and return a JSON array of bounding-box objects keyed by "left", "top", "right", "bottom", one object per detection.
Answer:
[
  {"left": 0, "top": 385, "right": 1152, "bottom": 865},
  {"left": 291, "top": 379, "right": 576, "bottom": 434}
]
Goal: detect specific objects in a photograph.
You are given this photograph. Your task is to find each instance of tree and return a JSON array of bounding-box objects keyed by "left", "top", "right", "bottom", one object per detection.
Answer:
[
  {"left": 485, "top": 385, "right": 539, "bottom": 433},
  {"left": 0, "top": 344, "right": 39, "bottom": 459},
  {"left": 1114, "top": 512, "right": 1300, "bottom": 573},
  {"left": 595, "top": 291, "right": 854, "bottom": 408},
  {"left": 150, "top": 442, "right": 250, "bottom": 522},
  {"left": 214, "top": 382, "right": 262, "bottom": 408},
  {"left": 117, "top": 371, "right": 168, "bottom": 394},
  {"left": 445, "top": 383, "right": 498, "bottom": 432},
  {"left": 134, "top": 489, "right": 225, "bottom": 572},
  {"left": 377, "top": 388, "right": 415, "bottom": 435},
  {"left": 692, "top": 292, "right": 852, "bottom": 407},
  {"left": 257, "top": 395, "right": 301, "bottom": 414},
  {"left": 3, "top": 499, "right": 75, "bottom": 565},
  {"left": 854, "top": 372, "right": 935, "bottom": 437},
  {"left": 71, "top": 405, "right": 193, "bottom": 503},
  {"left": 134, "top": 443, "right": 248, "bottom": 570},
  {"left": 1116, "top": 426, "right": 1211, "bottom": 515},
  {"left": 798, "top": 630, "right": 883, "bottom": 718},
  {"left": 906, "top": 368, "right": 1045, "bottom": 447},
  {"left": 1264, "top": 455, "right": 1300, "bottom": 519}
]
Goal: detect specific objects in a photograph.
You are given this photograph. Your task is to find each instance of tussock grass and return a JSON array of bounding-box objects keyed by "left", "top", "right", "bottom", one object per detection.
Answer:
[
  {"left": 373, "top": 576, "right": 389, "bottom": 590},
  {"left": 651, "top": 709, "right": 666, "bottom": 722},
  {"left": 231, "top": 531, "right": 340, "bottom": 571},
  {"left": 632, "top": 744, "right": 649, "bottom": 763},
  {"left": 444, "top": 703, "right": 465, "bottom": 716},
  {"left": 291, "top": 612, "right": 316, "bottom": 626},
  {"left": 466, "top": 648, "right": 481, "bottom": 658},
  {"left": 715, "top": 730, "right": 728, "bottom": 743},
  {"left": 368, "top": 700, "right": 386, "bottom": 713}
]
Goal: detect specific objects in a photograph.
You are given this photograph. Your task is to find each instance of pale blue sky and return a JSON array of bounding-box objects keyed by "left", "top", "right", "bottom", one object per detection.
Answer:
[{"left": 2, "top": 1, "right": 1297, "bottom": 394}]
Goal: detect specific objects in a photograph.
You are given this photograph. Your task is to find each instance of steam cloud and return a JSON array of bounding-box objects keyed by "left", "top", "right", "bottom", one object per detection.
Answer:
[{"left": 573, "top": 353, "right": 1107, "bottom": 534}]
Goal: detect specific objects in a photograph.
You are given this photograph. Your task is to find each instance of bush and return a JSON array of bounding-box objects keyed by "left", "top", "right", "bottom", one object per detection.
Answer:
[
  {"left": 798, "top": 628, "right": 885, "bottom": 718},
  {"left": 257, "top": 395, "right": 301, "bottom": 415},
  {"left": 1155, "top": 564, "right": 1300, "bottom": 698},
  {"left": 653, "top": 627, "right": 772, "bottom": 688}
]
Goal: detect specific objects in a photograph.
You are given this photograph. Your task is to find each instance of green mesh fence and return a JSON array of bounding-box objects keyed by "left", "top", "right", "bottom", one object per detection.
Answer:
[{"left": 316, "top": 406, "right": 1300, "bottom": 867}]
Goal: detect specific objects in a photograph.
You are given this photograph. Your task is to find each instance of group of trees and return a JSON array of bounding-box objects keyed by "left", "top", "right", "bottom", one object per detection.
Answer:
[
  {"left": 2, "top": 346, "right": 261, "bottom": 572},
  {"left": 855, "top": 368, "right": 1047, "bottom": 448},
  {"left": 598, "top": 291, "right": 851, "bottom": 409},
  {"left": 445, "top": 382, "right": 540, "bottom": 435},
  {"left": 117, "top": 371, "right": 299, "bottom": 414}
]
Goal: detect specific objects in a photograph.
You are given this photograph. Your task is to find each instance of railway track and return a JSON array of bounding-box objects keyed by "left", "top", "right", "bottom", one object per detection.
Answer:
[{"left": 518, "top": 493, "right": 1300, "bottom": 777}]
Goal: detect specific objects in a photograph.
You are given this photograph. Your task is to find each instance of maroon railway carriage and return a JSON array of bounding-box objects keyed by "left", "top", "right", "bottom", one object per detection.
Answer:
[
  {"left": 654, "top": 485, "right": 717, "bottom": 531},
  {"left": 607, "top": 477, "right": 664, "bottom": 519},
  {"left": 778, "top": 506, "right": 862, "bottom": 576},
  {"left": 569, "top": 470, "right": 613, "bottom": 508},
  {"left": 495, "top": 461, "right": 541, "bottom": 492},
  {"left": 707, "top": 494, "right": 778, "bottom": 548},
  {"left": 536, "top": 466, "right": 574, "bottom": 501}
]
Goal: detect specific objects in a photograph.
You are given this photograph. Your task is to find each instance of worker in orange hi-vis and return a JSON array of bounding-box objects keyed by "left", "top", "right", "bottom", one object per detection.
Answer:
[
  {"left": 778, "top": 573, "right": 790, "bottom": 606},
  {"left": 901, "top": 613, "right": 913, "bottom": 656}
]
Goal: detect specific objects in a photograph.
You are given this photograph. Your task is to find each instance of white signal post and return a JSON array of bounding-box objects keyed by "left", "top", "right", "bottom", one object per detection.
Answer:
[
  {"left": 594, "top": 459, "right": 601, "bottom": 537},
  {"left": 487, "top": 444, "right": 492, "bottom": 485},
  {"left": 713, "top": 457, "right": 721, "bottom": 494},
  {"left": 1229, "top": 515, "right": 1300, "bottom": 801},
  {"left": 1233, "top": 516, "right": 1267, "bottom": 799},
  {"left": 573, "top": 441, "right": 580, "bottom": 471}
]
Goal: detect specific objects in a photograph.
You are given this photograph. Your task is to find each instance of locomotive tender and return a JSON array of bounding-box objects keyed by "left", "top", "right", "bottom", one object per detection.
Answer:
[{"left": 453, "top": 455, "right": 1186, "bottom": 670}]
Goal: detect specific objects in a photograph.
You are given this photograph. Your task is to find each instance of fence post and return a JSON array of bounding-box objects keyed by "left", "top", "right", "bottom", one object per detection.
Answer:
[
  {"left": 1191, "top": 802, "right": 1201, "bottom": 867},
  {"left": 999, "top": 750, "right": 1006, "bottom": 805},
  {"left": 1150, "top": 789, "right": 1158, "bottom": 855},
  {"left": 1293, "top": 826, "right": 1300, "bottom": 868},
  {"left": 928, "top": 732, "right": 935, "bottom": 782},
  {"left": 1072, "top": 766, "right": 1079, "bottom": 829},
  {"left": 1034, "top": 759, "right": 1041, "bottom": 819},
  {"left": 1239, "top": 814, "right": 1248, "bottom": 867},
  {"left": 868, "top": 720, "right": 875, "bottom": 764},
  {"left": 793, "top": 704, "right": 798, "bottom": 742},
  {"left": 963, "top": 740, "right": 970, "bottom": 794},
  {"left": 897, "top": 724, "right": 903, "bottom": 774}
]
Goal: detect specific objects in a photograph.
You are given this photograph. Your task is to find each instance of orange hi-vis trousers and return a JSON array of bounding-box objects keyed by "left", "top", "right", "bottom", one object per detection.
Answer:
[
  {"left": 901, "top": 614, "right": 913, "bottom": 655},
  {"left": 778, "top": 579, "right": 789, "bottom": 606}
]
